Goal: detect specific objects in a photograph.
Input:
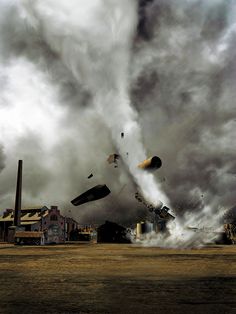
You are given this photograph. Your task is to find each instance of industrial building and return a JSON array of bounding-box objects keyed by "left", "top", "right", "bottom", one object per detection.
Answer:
[
  {"left": 72, "top": 224, "right": 97, "bottom": 241},
  {"left": 0, "top": 205, "right": 78, "bottom": 244}
]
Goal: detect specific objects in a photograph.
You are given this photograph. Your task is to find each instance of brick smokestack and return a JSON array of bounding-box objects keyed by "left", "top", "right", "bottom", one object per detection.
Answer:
[{"left": 14, "top": 160, "right": 23, "bottom": 227}]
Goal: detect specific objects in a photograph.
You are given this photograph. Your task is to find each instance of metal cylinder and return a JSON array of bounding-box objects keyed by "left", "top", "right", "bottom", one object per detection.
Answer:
[
  {"left": 138, "top": 156, "right": 162, "bottom": 171},
  {"left": 136, "top": 223, "right": 142, "bottom": 238}
]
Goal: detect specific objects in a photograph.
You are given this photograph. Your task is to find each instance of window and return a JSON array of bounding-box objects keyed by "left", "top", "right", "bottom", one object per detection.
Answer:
[{"left": 50, "top": 214, "right": 58, "bottom": 221}]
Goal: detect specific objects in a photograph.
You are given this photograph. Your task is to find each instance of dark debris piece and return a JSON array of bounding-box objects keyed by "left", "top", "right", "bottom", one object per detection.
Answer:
[
  {"left": 107, "top": 153, "right": 120, "bottom": 164},
  {"left": 71, "top": 184, "right": 111, "bottom": 206}
]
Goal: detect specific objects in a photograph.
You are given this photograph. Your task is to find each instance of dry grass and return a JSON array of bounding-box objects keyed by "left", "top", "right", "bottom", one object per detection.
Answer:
[{"left": 0, "top": 243, "right": 235, "bottom": 313}]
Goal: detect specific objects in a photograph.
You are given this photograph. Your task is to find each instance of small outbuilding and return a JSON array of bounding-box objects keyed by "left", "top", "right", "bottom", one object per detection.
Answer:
[
  {"left": 15, "top": 231, "right": 44, "bottom": 245},
  {"left": 97, "top": 221, "right": 131, "bottom": 243}
]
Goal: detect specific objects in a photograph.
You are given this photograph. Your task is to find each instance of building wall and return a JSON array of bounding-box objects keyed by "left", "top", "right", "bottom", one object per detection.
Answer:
[
  {"left": 0, "top": 222, "right": 11, "bottom": 242},
  {"left": 41, "top": 206, "right": 65, "bottom": 244},
  {"left": 65, "top": 217, "right": 79, "bottom": 240}
]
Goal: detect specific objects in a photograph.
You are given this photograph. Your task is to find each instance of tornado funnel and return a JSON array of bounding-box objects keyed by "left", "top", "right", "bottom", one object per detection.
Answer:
[
  {"left": 138, "top": 156, "right": 162, "bottom": 171},
  {"left": 71, "top": 184, "right": 111, "bottom": 206}
]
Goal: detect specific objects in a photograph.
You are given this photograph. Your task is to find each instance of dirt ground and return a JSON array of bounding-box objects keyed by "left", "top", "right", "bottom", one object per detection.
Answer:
[{"left": 0, "top": 243, "right": 235, "bottom": 314}]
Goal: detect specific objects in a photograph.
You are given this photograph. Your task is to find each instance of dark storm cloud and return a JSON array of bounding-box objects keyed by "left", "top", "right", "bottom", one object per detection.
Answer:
[{"left": 137, "top": 0, "right": 155, "bottom": 40}]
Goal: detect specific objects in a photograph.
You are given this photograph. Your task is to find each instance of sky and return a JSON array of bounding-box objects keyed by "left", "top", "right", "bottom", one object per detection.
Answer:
[{"left": 0, "top": 0, "right": 235, "bottom": 242}]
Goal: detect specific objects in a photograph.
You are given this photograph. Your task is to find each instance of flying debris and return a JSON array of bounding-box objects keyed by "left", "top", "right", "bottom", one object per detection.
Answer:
[
  {"left": 87, "top": 173, "right": 93, "bottom": 179},
  {"left": 135, "top": 192, "right": 143, "bottom": 204},
  {"left": 71, "top": 184, "right": 111, "bottom": 206},
  {"left": 138, "top": 156, "right": 162, "bottom": 171},
  {"left": 107, "top": 153, "right": 120, "bottom": 168},
  {"left": 121, "top": 132, "right": 124, "bottom": 138},
  {"left": 135, "top": 192, "right": 175, "bottom": 222},
  {"left": 155, "top": 206, "right": 175, "bottom": 220},
  {"left": 107, "top": 154, "right": 119, "bottom": 164}
]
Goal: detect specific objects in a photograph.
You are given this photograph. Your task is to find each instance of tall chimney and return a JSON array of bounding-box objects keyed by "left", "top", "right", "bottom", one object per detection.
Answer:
[{"left": 14, "top": 160, "right": 23, "bottom": 227}]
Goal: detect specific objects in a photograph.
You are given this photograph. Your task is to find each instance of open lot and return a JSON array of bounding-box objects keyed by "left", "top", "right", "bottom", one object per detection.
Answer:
[{"left": 0, "top": 243, "right": 235, "bottom": 314}]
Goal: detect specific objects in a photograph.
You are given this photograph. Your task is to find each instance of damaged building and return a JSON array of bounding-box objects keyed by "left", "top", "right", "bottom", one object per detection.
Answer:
[{"left": 0, "top": 205, "right": 78, "bottom": 244}]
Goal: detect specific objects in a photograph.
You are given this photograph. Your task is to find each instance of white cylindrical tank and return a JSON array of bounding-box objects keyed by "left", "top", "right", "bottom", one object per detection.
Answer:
[
  {"left": 136, "top": 223, "right": 142, "bottom": 239},
  {"left": 136, "top": 221, "right": 153, "bottom": 239}
]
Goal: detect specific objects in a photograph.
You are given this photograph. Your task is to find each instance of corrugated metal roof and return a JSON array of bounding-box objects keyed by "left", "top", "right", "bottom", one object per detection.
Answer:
[
  {"left": 15, "top": 231, "right": 44, "bottom": 238},
  {"left": 20, "top": 221, "right": 39, "bottom": 225},
  {"left": 21, "top": 213, "right": 41, "bottom": 221},
  {"left": 21, "top": 206, "right": 46, "bottom": 211},
  {"left": 0, "top": 215, "right": 13, "bottom": 222},
  {"left": 42, "top": 210, "right": 48, "bottom": 217},
  {"left": 0, "top": 210, "right": 49, "bottom": 222}
]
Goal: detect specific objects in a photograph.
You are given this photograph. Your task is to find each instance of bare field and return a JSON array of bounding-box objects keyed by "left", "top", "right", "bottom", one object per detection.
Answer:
[{"left": 0, "top": 243, "right": 235, "bottom": 314}]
